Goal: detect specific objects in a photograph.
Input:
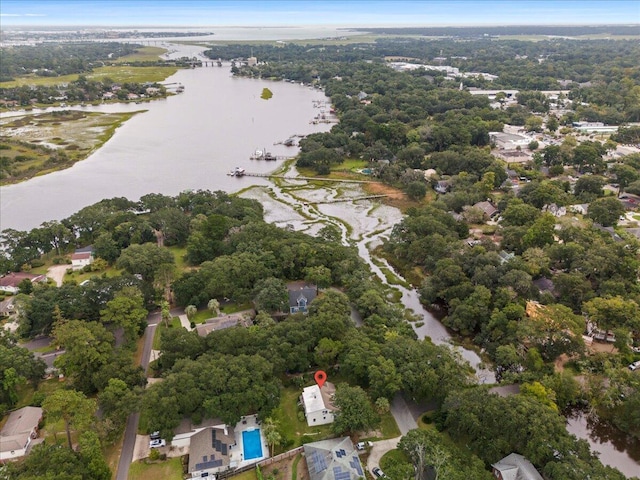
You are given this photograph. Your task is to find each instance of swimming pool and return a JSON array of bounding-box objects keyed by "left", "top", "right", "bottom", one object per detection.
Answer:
[{"left": 242, "top": 429, "right": 263, "bottom": 460}]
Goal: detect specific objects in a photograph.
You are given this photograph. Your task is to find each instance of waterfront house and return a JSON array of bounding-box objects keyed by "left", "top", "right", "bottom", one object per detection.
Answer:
[
  {"left": 0, "top": 406, "right": 43, "bottom": 461},
  {"left": 71, "top": 245, "right": 94, "bottom": 270}
]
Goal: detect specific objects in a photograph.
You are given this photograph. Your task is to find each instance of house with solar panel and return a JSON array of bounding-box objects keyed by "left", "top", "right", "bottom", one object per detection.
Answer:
[
  {"left": 169, "top": 419, "right": 236, "bottom": 478},
  {"left": 304, "top": 437, "right": 365, "bottom": 480},
  {"left": 301, "top": 382, "right": 336, "bottom": 426},
  {"left": 187, "top": 424, "right": 236, "bottom": 478}
]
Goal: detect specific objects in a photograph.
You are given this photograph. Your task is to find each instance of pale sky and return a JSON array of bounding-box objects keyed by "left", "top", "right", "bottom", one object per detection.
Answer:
[{"left": 1, "top": 0, "right": 638, "bottom": 26}]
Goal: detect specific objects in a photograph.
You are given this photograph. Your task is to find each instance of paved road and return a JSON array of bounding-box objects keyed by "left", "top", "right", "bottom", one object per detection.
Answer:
[
  {"left": 390, "top": 393, "right": 418, "bottom": 435},
  {"left": 115, "top": 311, "right": 160, "bottom": 480},
  {"left": 22, "top": 335, "right": 52, "bottom": 351}
]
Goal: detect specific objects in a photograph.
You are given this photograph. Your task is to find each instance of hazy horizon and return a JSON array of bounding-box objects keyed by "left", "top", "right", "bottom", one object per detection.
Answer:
[{"left": 1, "top": 0, "right": 639, "bottom": 27}]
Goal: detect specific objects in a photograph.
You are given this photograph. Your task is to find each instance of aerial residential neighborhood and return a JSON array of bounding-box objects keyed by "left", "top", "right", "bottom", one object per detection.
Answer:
[{"left": 1, "top": 2, "right": 640, "bottom": 480}]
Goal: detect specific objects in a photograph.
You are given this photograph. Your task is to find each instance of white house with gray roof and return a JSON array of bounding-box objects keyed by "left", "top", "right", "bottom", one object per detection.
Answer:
[{"left": 301, "top": 383, "right": 336, "bottom": 426}]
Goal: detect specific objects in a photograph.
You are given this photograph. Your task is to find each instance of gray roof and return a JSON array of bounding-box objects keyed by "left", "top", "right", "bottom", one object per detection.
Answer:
[
  {"left": 492, "top": 453, "right": 543, "bottom": 480},
  {"left": 188, "top": 426, "right": 235, "bottom": 473},
  {"left": 0, "top": 407, "right": 42, "bottom": 454},
  {"left": 533, "top": 277, "right": 556, "bottom": 295},
  {"left": 474, "top": 201, "right": 498, "bottom": 218},
  {"left": 304, "top": 437, "right": 364, "bottom": 480},
  {"left": 288, "top": 285, "right": 317, "bottom": 309}
]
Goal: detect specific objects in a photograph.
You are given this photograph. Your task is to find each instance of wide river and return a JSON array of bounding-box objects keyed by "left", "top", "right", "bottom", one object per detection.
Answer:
[
  {"left": 1, "top": 39, "right": 638, "bottom": 478},
  {"left": 0, "top": 48, "right": 332, "bottom": 231}
]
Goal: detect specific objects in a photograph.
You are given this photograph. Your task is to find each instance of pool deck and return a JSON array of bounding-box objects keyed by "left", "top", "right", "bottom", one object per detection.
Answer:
[{"left": 232, "top": 414, "right": 269, "bottom": 468}]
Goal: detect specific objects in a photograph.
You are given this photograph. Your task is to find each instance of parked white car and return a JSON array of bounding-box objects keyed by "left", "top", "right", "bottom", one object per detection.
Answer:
[
  {"left": 629, "top": 360, "right": 640, "bottom": 371},
  {"left": 149, "top": 438, "right": 166, "bottom": 448}
]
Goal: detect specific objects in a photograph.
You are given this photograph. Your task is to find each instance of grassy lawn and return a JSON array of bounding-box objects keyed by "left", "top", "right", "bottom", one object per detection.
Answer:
[
  {"left": 330, "top": 158, "right": 368, "bottom": 173},
  {"left": 221, "top": 302, "right": 254, "bottom": 314},
  {"left": 152, "top": 318, "right": 183, "bottom": 350},
  {"left": 190, "top": 309, "right": 214, "bottom": 324},
  {"left": 270, "top": 387, "right": 334, "bottom": 451},
  {"left": 128, "top": 457, "right": 183, "bottom": 480},
  {"left": 380, "top": 449, "right": 410, "bottom": 471},
  {"left": 379, "top": 411, "right": 401, "bottom": 439},
  {"left": 14, "top": 377, "right": 65, "bottom": 409},
  {"left": 114, "top": 46, "right": 167, "bottom": 63},
  {"left": 63, "top": 266, "right": 122, "bottom": 284},
  {"left": 1, "top": 65, "right": 178, "bottom": 88},
  {"left": 104, "top": 433, "right": 125, "bottom": 479},
  {"left": 229, "top": 468, "right": 258, "bottom": 480},
  {"left": 167, "top": 245, "right": 189, "bottom": 270}
]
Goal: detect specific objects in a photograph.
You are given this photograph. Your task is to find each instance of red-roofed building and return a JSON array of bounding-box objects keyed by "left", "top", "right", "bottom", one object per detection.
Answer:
[
  {"left": 0, "top": 273, "right": 46, "bottom": 294},
  {"left": 71, "top": 246, "right": 94, "bottom": 270}
]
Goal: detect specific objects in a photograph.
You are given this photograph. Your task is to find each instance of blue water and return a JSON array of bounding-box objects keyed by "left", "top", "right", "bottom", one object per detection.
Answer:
[{"left": 242, "top": 429, "right": 263, "bottom": 460}]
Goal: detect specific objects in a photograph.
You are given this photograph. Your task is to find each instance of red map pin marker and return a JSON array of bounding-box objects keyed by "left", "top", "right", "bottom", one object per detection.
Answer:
[{"left": 314, "top": 370, "right": 327, "bottom": 388}]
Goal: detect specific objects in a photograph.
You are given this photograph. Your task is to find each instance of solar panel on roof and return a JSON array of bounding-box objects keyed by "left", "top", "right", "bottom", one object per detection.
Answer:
[
  {"left": 311, "top": 451, "right": 327, "bottom": 472},
  {"left": 340, "top": 449, "right": 346, "bottom": 456},
  {"left": 195, "top": 458, "right": 223, "bottom": 470},
  {"left": 336, "top": 450, "right": 343, "bottom": 458},
  {"left": 333, "top": 468, "right": 351, "bottom": 480},
  {"left": 350, "top": 457, "right": 364, "bottom": 476}
]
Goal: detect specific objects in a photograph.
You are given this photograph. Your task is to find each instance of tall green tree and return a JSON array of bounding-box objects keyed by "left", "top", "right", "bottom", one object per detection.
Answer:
[
  {"left": 115, "top": 242, "right": 175, "bottom": 281},
  {"left": 98, "top": 378, "right": 140, "bottom": 440},
  {"left": 53, "top": 320, "right": 114, "bottom": 393},
  {"left": 331, "top": 383, "right": 379, "bottom": 435},
  {"left": 43, "top": 389, "right": 96, "bottom": 449},
  {"left": 100, "top": 286, "right": 147, "bottom": 342}
]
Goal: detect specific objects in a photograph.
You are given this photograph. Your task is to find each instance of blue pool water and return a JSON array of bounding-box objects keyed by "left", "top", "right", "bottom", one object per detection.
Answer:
[{"left": 242, "top": 429, "right": 263, "bottom": 460}]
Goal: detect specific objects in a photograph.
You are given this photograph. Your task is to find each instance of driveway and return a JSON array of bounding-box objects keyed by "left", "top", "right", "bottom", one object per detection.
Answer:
[
  {"left": 46, "top": 265, "right": 68, "bottom": 287},
  {"left": 367, "top": 437, "right": 401, "bottom": 476}
]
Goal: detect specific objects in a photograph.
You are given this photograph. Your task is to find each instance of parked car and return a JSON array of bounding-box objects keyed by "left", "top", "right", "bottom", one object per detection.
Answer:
[
  {"left": 356, "top": 441, "right": 373, "bottom": 450},
  {"left": 372, "top": 467, "right": 385, "bottom": 478},
  {"left": 149, "top": 438, "right": 166, "bottom": 448},
  {"left": 150, "top": 431, "right": 161, "bottom": 440},
  {"left": 629, "top": 361, "right": 640, "bottom": 371}
]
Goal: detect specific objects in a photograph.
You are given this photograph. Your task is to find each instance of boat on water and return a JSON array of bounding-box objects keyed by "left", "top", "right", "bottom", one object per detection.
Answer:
[
  {"left": 283, "top": 137, "right": 295, "bottom": 147},
  {"left": 228, "top": 167, "right": 245, "bottom": 176},
  {"left": 250, "top": 149, "right": 276, "bottom": 161}
]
